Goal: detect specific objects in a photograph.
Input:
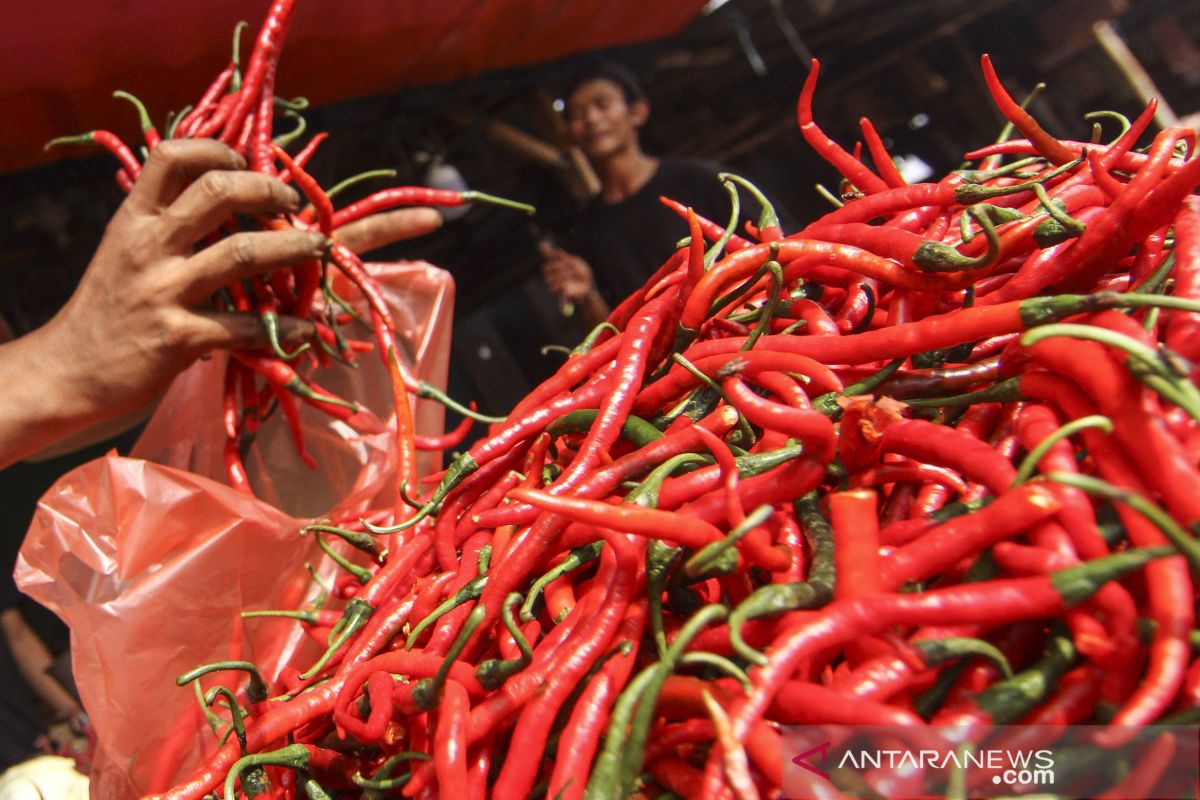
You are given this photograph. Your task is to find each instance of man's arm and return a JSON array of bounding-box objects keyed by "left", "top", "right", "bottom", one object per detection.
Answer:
[{"left": 0, "top": 608, "right": 82, "bottom": 723}]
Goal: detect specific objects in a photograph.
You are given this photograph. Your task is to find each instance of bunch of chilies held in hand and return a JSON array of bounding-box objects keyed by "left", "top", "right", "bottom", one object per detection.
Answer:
[
  {"left": 50, "top": 0, "right": 531, "bottom": 493},
  {"left": 66, "top": 1, "right": 1200, "bottom": 797}
]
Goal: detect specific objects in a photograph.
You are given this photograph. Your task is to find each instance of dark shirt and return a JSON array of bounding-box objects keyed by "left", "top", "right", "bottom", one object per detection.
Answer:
[
  {"left": 1, "top": 565, "right": 42, "bottom": 770},
  {"left": 560, "top": 157, "right": 733, "bottom": 307}
]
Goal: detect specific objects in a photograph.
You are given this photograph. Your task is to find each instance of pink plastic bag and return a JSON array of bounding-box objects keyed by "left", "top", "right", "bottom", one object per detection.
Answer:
[{"left": 15, "top": 261, "right": 453, "bottom": 799}]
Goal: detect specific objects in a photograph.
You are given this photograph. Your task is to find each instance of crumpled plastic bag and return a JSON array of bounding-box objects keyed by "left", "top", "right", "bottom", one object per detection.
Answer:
[{"left": 15, "top": 261, "right": 454, "bottom": 799}]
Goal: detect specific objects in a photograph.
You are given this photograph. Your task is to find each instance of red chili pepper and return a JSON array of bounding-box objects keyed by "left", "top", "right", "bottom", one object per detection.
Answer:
[
  {"left": 278, "top": 132, "right": 329, "bottom": 182},
  {"left": 233, "top": 352, "right": 358, "bottom": 421},
  {"left": 798, "top": 60, "right": 890, "bottom": 195},
  {"left": 433, "top": 680, "right": 471, "bottom": 800},
  {"left": 223, "top": 436, "right": 253, "bottom": 495},
  {"left": 858, "top": 116, "right": 906, "bottom": 188},
  {"left": 219, "top": 0, "right": 295, "bottom": 147},
  {"left": 508, "top": 487, "right": 722, "bottom": 549},
  {"left": 829, "top": 489, "right": 882, "bottom": 600},
  {"left": 979, "top": 55, "right": 1076, "bottom": 165},
  {"left": 1097, "top": 731, "right": 1177, "bottom": 799},
  {"left": 45, "top": 129, "right": 141, "bottom": 182},
  {"left": 722, "top": 375, "right": 836, "bottom": 462}
]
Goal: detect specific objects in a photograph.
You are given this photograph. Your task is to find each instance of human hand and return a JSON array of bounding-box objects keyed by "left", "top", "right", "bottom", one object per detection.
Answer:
[
  {"left": 539, "top": 241, "right": 596, "bottom": 303},
  {"left": 334, "top": 206, "right": 443, "bottom": 253},
  {"left": 0, "top": 139, "right": 333, "bottom": 466},
  {"left": 42, "top": 139, "right": 328, "bottom": 416}
]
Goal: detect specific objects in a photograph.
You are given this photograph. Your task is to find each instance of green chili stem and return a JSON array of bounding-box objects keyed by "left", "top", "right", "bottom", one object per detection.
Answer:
[
  {"left": 1047, "top": 473, "right": 1200, "bottom": 574},
  {"left": 684, "top": 504, "right": 773, "bottom": 578},
  {"left": 406, "top": 576, "right": 487, "bottom": 649},
  {"left": 520, "top": 542, "right": 603, "bottom": 623},
  {"left": 1033, "top": 182, "right": 1087, "bottom": 235},
  {"left": 1011, "top": 415, "right": 1113, "bottom": 487},
  {"left": 719, "top": 172, "right": 781, "bottom": 235},
  {"left": 678, "top": 651, "right": 752, "bottom": 691},
  {"left": 175, "top": 661, "right": 270, "bottom": 704},
  {"left": 272, "top": 111, "right": 307, "bottom": 149},
  {"left": 300, "top": 597, "right": 373, "bottom": 680},
  {"left": 705, "top": 181, "right": 742, "bottom": 268},
  {"left": 739, "top": 261, "right": 783, "bottom": 352},
  {"left": 476, "top": 593, "right": 534, "bottom": 689},
  {"left": 413, "top": 604, "right": 487, "bottom": 710},
  {"left": 1083, "top": 109, "right": 1132, "bottom": 141},
  {"left": 315, "top": 533, "right": 373, "bottom": 583}
]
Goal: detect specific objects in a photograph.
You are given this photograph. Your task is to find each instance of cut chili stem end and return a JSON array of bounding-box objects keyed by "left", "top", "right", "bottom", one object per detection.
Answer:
[
  {"left": 204, "top": 685, "right": 248, "bottom": 750},
  {"left": 44, "top": 132, "right": 97, "bottom": 151},
  {"left": 303, "top": 523, "right": 383, "bottom": 558},
  {"left": 175, "top": 660, "right": 270, "bottom": 704},
  {"left": 459, "top": 190, "right": 535, "bottom": 215},
  {"left": 223, "top": 744, "right": 312, "bottom": 800}
]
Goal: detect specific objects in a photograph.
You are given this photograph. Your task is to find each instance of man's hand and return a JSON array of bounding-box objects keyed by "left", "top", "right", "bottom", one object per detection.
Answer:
[
  {"left": 0, "top": 140, "right": 327, "bottom": 467},
  {"left": 335, "top": 207, "right": 442, "bottom": 254},
  {"left": 538, "top": 241, "right": 612, "bottom": 328},
  {"left": 40, "top": 139, "right": 327, "bottom": 416},
  {"left": 539, "top": 241, "right": 596, "bottom": 303}
]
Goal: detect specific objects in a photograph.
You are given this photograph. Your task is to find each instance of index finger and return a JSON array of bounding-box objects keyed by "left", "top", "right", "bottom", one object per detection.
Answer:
[{"left": 125, "top": 139, "right": 247, "bottom": 213}]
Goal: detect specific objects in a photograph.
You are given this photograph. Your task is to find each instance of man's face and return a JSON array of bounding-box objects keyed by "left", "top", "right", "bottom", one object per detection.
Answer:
[{"left": 564, "top": 78, "right": 648, "bottom": 161}]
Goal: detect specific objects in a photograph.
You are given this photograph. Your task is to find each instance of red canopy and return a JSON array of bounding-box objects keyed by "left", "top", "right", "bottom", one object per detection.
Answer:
[{"left": 0, "top": 0, "right": 706, "bottom": 173}]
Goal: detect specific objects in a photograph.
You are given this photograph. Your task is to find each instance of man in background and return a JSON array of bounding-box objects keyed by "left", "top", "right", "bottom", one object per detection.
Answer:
[{"left": 540, "top": 61, "right": 735, "bottom": 329}]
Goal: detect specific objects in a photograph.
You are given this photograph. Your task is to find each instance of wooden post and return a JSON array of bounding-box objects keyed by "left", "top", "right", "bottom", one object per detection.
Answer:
[{"left": 1093, "top": 19, "right": 1180, "bottom": 129}]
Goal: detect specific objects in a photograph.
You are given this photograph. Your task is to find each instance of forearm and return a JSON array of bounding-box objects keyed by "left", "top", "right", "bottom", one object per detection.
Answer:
[
  {"left": 0, "top": 322, "right": 97, "bottom": 471},
  {"left": 1, "top": 608, "right": 83, "bottom": 720}
]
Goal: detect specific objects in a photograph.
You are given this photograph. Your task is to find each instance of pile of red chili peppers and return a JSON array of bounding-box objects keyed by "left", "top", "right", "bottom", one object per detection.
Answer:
[
  {"left": 80, "top": 5, "right": 1200, "bottom": 798},
  {"left": 50, "top": 0, "right": 529, "bottom": 496}
]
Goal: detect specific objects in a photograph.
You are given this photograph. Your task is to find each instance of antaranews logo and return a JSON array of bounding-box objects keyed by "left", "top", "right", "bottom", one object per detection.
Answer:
[
  {"left": 782, "top": 725, "right": 1199, "bottom": 800},
  {"left": 790, "top": 740, "right": 831, "bottom": 780}
]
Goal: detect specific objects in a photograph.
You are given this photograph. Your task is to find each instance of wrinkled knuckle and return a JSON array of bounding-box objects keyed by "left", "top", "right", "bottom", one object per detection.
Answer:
[
  {"left": 229, "top": 234, "right": 257, "bottom": 267},
  {"left": 149, "top": 138, "right": 188, "bottom": 165},
  {"left": 152, "top": 308, "right": 194, "bottom": 354},
  {"left": 199, "top": 170, "right": 235, "bottom": 204}
]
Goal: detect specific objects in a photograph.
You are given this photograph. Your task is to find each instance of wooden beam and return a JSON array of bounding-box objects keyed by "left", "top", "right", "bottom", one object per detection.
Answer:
[{"left": 1093, "top": 19, "right": 1180, "bottom": 129}]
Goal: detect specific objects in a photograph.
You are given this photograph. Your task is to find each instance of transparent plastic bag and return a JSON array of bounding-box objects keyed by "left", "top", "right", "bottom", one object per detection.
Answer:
[{"left": 14, "top": 261, "right": 454, "bottom": 798}]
